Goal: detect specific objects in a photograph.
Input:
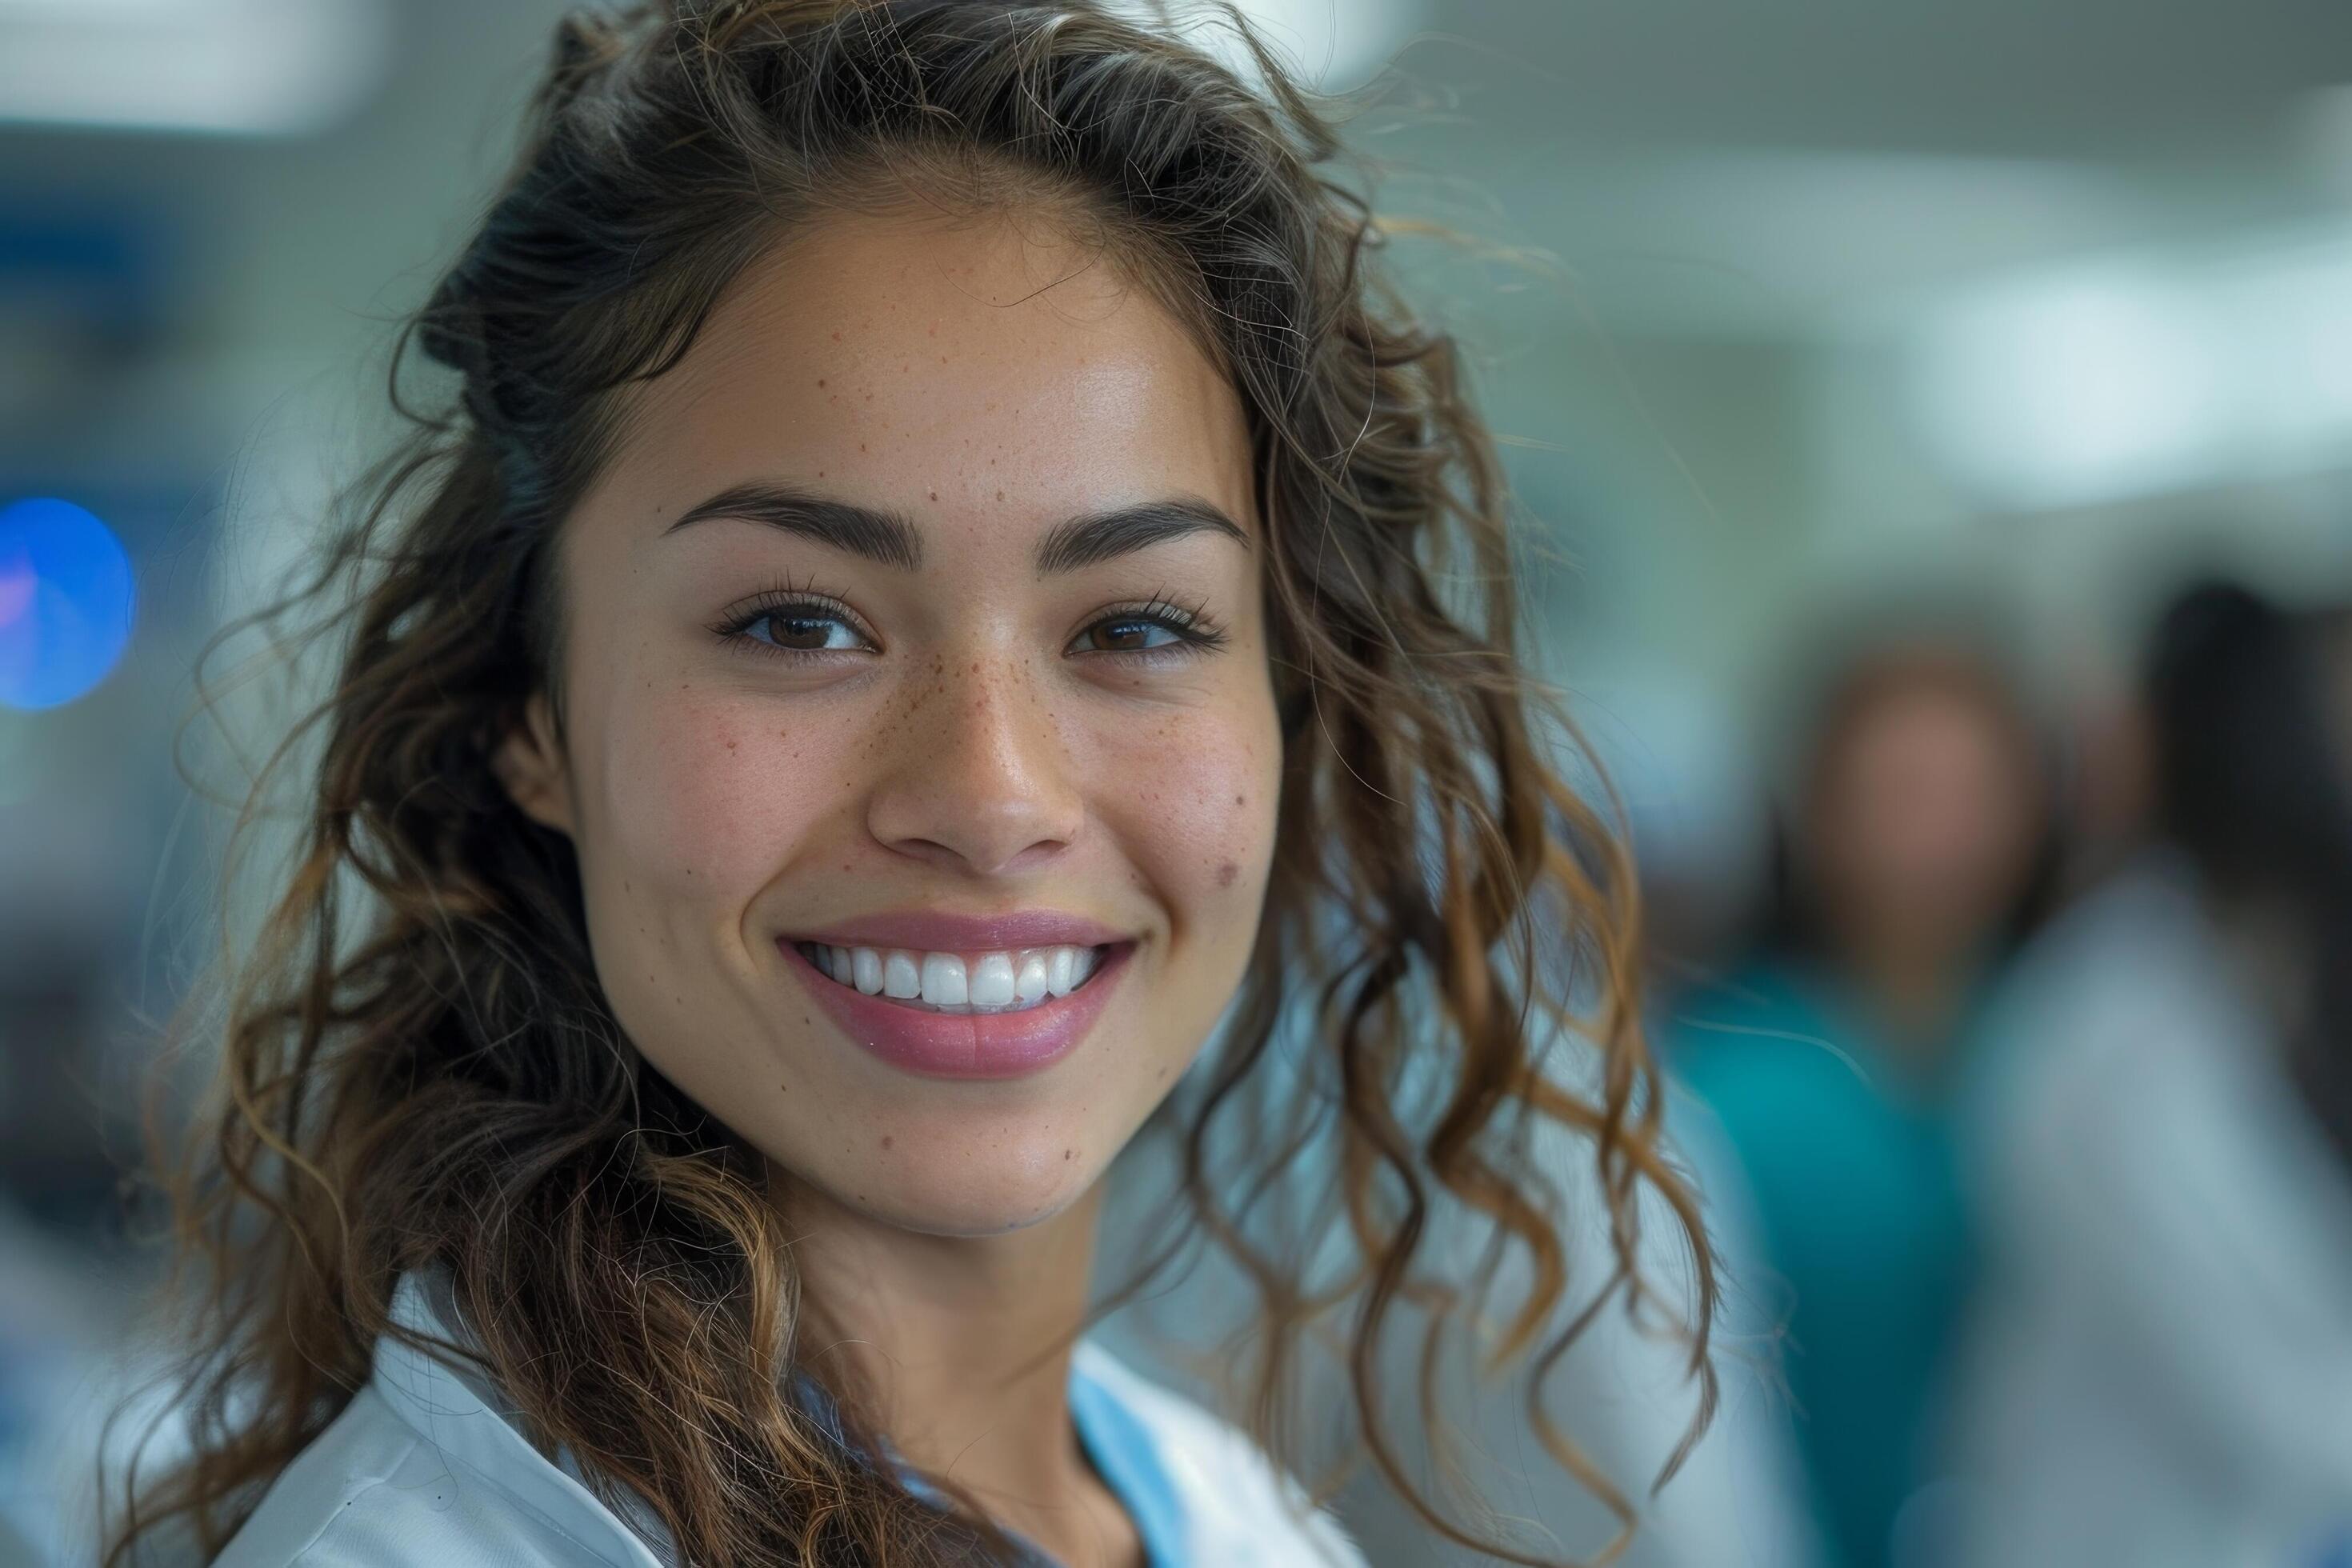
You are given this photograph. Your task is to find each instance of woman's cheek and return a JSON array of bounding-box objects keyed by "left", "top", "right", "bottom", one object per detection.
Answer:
[
  {"left": 596, "top": 683, "right": 842, "bottom": 904},
  {"left": 1094, "top": 695, "right": 1280, "bottom": 918}
]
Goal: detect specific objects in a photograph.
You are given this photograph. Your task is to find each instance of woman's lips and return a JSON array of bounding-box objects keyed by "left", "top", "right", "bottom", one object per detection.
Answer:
[{"left": 778, "top": 936, "right": 1134, "bottom": 1081}]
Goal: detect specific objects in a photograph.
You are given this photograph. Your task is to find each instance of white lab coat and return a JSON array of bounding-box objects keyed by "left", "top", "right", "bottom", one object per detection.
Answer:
[
  {"left": 1945, "top": 855, "right": 2352, "bottom": 1568},
  {"left": 214, "top": 1266, "right": 1366, "bottom": 1566}
]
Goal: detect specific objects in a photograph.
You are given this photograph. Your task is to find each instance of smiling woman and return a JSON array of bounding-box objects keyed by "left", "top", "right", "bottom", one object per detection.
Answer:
[{"left": 102, "top": 3, "right": 1715, "bottom": 1566}]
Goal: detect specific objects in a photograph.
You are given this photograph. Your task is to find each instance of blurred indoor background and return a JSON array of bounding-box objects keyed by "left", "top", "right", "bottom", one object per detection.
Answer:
[{"left": 4, "top": 1, "right": 2351, "bottom": 1565}]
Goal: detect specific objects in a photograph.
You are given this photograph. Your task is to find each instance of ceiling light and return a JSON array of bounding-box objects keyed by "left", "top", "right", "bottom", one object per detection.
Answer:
[
  {"left": 0, "top": 0, "right": 390, "bottom": 137},
  {"left": 1106, "top": 0, "right": 1426, "bottom": 94}
]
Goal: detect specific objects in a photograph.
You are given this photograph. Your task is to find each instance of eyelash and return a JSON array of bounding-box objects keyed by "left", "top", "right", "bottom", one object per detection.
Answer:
[{"left": 706, "top": 574, "right": 1230, "bottom": 667}]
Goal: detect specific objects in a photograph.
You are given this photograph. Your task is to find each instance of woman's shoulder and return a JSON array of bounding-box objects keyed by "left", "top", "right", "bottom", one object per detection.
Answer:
[
  {"left": 211, "top": 1383, "right": 656, "bottom": 1567},
  {"left": 213, "top": 1274, "right": 668, "bottom": 1567},
  {"left": 1069, "top": 1339, "right": 1368, "bottom": 1567}
]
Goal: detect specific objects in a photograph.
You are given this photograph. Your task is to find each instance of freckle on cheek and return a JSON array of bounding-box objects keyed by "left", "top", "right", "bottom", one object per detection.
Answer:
[{"left": 1217, "top": 862, "right": 1238, "bottom": 887}]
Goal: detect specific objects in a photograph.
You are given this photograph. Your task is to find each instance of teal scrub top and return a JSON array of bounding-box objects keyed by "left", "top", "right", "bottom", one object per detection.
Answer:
[{"left": 1661, "top": 957, "right": 1984, "bottom": 1568}]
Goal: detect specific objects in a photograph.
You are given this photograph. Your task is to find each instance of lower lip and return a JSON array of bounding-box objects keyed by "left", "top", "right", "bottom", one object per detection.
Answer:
[{"left": 778, "top": 938, "right": 1134, "bottom": 1081}]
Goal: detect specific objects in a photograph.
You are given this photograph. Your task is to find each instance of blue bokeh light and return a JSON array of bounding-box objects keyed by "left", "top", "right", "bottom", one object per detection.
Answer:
[{"left": 0, "top": 497, "right": 138, "bottom": 711}]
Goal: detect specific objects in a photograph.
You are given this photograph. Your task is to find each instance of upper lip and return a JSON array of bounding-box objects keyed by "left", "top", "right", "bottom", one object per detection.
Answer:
[{"left": 779, "top": 909, "right": 1132, "bottom": 952}]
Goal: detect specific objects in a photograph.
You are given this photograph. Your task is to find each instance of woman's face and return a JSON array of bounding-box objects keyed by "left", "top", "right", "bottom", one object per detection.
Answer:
[
  {"left": 498, "top": 210, "right": 1282, "bottom": 1236},
  {"left": 1810, "top": 674, "right": 2039, "bottom": 954}
]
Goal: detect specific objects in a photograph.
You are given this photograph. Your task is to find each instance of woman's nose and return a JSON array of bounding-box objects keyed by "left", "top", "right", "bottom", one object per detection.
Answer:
[{"left": 862, "top": 649, "right": 1086, "bottom": 878}]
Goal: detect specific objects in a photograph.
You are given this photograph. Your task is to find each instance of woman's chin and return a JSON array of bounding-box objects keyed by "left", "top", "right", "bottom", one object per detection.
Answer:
[{"left": 790, "top": 1143, "right": 1107, "bottom": 1238}]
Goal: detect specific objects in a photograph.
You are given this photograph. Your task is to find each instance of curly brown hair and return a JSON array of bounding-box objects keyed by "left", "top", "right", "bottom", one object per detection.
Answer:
[{"left": 102, "top": 2, "right": 1717, "bottom": 1563}]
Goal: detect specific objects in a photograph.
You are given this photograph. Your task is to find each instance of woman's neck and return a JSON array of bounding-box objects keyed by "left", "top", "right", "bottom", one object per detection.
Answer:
[
  {"left": 773, "top": 1174, "right": 1141, "bottom": 1567},
  {"left": 1823, "top": 919, "right": 1982, "bottom": 1074}
]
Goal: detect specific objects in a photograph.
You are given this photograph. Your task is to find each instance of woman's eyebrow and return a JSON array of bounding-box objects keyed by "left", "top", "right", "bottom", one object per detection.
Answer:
[
  {"left": 661, "top": 482, "right": 922, "bottom": 569},
  {"left": 1033, "top": 498, "right": 1251, "bottom": 574},
  {"left": 659, "top": 482, "right": 1249, "bottom": 574}
]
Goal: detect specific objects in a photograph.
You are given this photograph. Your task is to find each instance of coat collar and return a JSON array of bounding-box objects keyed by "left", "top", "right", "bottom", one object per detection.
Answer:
[{"left": 376, "top": 1268, "right": 677, "bottom": 1566}]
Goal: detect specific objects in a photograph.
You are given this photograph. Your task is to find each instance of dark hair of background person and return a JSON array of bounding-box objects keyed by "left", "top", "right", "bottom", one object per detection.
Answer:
[
  {"left": 2142, "top": 578, "right": 2352, "bottom": 1173},
  {"left": 98, "top": 2, "right": 1718, "bottom": 1564}
]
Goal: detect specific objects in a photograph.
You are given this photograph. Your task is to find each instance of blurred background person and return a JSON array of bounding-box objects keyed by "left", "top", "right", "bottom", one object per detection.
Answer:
[
  {"left": 1944, "top": 579, "right": 2352, "bottom": 1568},
  {"left": 1656, "top": 621, "right": 2058, "bottom": 1568}
]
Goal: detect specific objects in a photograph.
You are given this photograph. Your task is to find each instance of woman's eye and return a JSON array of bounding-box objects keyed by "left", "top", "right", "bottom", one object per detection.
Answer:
[
  {"left": 1075, "top": 614, "right": 1186, "bottom": 655},
  {"left": 746, "top": 610, "right": 864, "bottom": 653},
  {"left": 711, "top": 594, "right": 874, "bottom": 660},
  {"left": 1070, "top": 597, "right": 1228, "bottom": 662}
]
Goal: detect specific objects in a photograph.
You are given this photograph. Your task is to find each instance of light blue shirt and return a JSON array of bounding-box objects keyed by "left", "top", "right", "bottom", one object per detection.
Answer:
[{"left": 216, "top": 1269, "right": 1366, "bottom": 1566}]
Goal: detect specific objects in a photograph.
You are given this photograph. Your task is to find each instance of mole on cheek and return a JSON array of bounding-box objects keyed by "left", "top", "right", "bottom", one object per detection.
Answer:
[{"left": 1217, "top": 861, "right": 1238, "bottom": 887}]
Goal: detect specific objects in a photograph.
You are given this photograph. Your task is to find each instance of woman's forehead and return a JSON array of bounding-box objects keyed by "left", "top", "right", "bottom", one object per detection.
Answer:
[{"left": 597, "top": 211, "right": 1257, "bottom": 544}]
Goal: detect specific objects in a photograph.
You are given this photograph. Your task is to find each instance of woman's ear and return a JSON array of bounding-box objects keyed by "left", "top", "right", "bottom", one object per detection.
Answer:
[{"left": 495, "top": 690, "right": 575, "bottom": 837}]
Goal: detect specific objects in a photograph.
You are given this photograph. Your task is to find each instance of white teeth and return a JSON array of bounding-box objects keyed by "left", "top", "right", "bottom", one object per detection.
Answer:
[
  {"left": 799, "top": 941, "right": 1110, "bottom": 1014},
  {"left": 969, "top": 952, "right": 1016, "bottom": 1006},
  {"left": 919, "top": 952, "right": 967, "bottom": 1006},
  {"left": 1014, "top": 951, "right": 1051, "bottom": 1003}
]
